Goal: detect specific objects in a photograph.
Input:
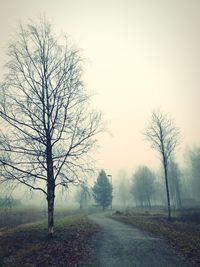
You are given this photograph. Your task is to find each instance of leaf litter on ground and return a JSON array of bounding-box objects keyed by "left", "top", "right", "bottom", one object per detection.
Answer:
[{"left": 0, "top": 214, "right": 100, "bottom": 267}]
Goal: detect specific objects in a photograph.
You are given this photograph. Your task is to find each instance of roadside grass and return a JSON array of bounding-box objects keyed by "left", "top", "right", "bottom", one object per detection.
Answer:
[
  {"left": 0, "top": 205, "right": 89, "bottom": 229},
  {"left": 0, "top": 206, "right": 46, "bottom": 228},
  {"left": 111, "top": 210, "right": 200, "bottom": 267},
  {"left": 0, "top": 214, "right": 99, "bottom": 266}
]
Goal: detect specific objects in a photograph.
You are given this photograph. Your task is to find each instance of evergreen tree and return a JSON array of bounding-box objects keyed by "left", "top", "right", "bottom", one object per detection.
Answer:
[{"left": 93, "top": 170, "right": 112, "bottom": 210}]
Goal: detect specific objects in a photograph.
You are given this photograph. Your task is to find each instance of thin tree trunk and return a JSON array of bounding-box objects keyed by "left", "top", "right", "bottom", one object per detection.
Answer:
[
  {"left": 163, "top": 159, "right": 171, "bottom": 220},
  {"left": 46, "top": 140, "right": 55, "bottom": 237}
]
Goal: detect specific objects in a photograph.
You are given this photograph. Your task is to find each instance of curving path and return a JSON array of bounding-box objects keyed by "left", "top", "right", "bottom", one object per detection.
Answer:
[{"left": 89, "top": 213, "right": 189, "bottom": 267}]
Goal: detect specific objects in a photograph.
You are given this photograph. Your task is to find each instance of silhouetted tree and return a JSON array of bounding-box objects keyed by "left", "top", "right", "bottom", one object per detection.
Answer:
[
  {"left": 168, "top": 159, "right": 182, "bottom": 209},
  {"left": 145, "top": 110, "right": 179, "bottom": 220},
  {"left": 117, "top": 170, "right": 130, "bottom": 208},
  {"left": 92, "top": 170, "right": 112, "bottom": 210},
  {"left": 131, "top": 166, "right": 155, "bottom": 208},
  {"left": 0, "top": 18, "right": 102, "bottom": 236},
  {"left": 186, "top": 146, "right": 200, "bottom": 201},
  {"left": 75, "top": 182, "right": 90, "bottom": 210}
]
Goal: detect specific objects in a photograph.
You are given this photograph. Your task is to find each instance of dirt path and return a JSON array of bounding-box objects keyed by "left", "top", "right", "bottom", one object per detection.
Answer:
[{"left": 89, "top": 213, "right": 189, "bottom": 267}]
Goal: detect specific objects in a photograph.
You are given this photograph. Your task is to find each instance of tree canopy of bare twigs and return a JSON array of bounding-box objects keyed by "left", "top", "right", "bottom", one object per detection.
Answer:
[
  {"left": 144, "top": 110, "right": 179, "bottom": 219},
  {"left": 131, "top": 166, "right": 155, "bottom": 208},
  {"left": 0, "top": 18, "right": 102, "bottom": 235},
  {"left": 168, "top": 159, "right": 182, "bottom": 209},
  {"left": 186, "top": 146, "right": 200, "bottom": 201}
]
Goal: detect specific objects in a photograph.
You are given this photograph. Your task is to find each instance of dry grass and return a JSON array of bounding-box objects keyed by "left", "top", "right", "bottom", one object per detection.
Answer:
[{"left": 0, "top": 205, "right": 87, "bottom": 229}]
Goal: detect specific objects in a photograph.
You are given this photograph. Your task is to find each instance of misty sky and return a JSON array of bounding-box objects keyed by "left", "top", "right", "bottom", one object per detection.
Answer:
[{"left": 0, "top": 0, "right": 199, "bottom": 177}]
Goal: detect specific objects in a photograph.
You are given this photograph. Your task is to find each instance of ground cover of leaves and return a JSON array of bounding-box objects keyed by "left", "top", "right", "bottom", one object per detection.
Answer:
[
  {"left": 111, "top": 212, "right": 200, "bottom": 267},
  {"left": 0, "top": 215, "right": 99, "bottom": 266}
]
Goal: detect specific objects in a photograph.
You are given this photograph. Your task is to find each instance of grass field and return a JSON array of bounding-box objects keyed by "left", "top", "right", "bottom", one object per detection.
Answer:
[
  {"left": 111, "top": 209, "right": 200, "bottom": 267},
  {"left": 0, "top": 212, "right": 99, "bottom": 266},
  {"left": 0, "top": 205, "right": 88, "bottom": 229}
]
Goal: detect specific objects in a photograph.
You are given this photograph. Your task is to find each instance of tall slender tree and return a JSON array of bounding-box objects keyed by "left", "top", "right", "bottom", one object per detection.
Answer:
[
  {"left": 0, "top": 18, "right": 102, "bottom": 236},
  {"left": 144, "top": 110, "right": 179, "bottom": 220}
]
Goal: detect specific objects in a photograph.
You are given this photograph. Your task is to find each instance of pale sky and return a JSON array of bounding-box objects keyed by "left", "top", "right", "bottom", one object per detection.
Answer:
[{"left": 0, "top": 0, "right": 199, "bottom": 178}]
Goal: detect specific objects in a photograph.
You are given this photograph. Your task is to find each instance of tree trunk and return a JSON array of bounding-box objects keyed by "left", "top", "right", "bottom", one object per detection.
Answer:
[
  {"left": 47, "top": 189, "right": 55, "bottom": 237},
  {"left": 46, "top": 140, "right": 55, "bottom": 237},
  {"left": 163, "top": 159, "right": 171, "bottom": 220}
]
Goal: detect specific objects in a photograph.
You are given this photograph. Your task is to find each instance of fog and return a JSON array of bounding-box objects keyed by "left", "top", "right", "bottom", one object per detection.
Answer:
[
  {"left": 0, "top": 2, "right": 199, "bottom": 265},
  {"left": 0, "top": 0, "right": 199, "bottom": 208},
  {"left": 0, "top": 0, "right": 199, "bottom": 180}
]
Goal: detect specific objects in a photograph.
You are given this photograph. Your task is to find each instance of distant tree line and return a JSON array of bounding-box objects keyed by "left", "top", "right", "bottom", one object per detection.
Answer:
[
  {"left": 74, "top": 170, "right": 113, "bottom": 211},
  {"left": 114, "top": 145, "right": 200, "bottom": 214},
  {"left": 114, "top": 110, "right": 199, "bottom": 221},
  {"left": 0, "top": 197, "right": 21, "bottom": 208}
]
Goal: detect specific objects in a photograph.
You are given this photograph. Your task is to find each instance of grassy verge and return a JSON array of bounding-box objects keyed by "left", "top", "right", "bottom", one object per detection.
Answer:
[
  {"left": 111, "top": 212, "right": 200, "bottom": 267},
  {"left": 0, "top": 214, "right": 99, "bottom": 266},
  {"left": 0, "top": 205, "right": 89, "bottom": 229}
]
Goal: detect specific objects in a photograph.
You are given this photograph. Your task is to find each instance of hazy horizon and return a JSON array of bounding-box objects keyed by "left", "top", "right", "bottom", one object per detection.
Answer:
[{"left": 0, "top": 0, "right": 199, "bottom": 178}]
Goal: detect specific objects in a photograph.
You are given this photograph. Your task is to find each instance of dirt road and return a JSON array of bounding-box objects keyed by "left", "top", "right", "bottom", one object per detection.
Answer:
[{"left": 89, "top": 213, "right": 189, "bottom": 267}]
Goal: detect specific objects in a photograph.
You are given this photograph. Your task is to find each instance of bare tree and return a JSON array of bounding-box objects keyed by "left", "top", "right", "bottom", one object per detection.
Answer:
[
  {"left": 131, "top": 166, "right": 155, "bottom": 208},
  {"left": 116, "top": 170, "right": 130, "bottom": 208},
  {"left": 144, "top": 110, "right": 179, "bottom": 220},
  {"left": 168, "top": 159, "right": 182, "bottom": 209},
  {"left": 0, "top": 18, "right": 102, "bottom": 236},
  {"left": 75, "top": 181, "right": 91, "bottom": 210},
  {"left": 186, "top": 146, "right": 200, "bottom": 201}
]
